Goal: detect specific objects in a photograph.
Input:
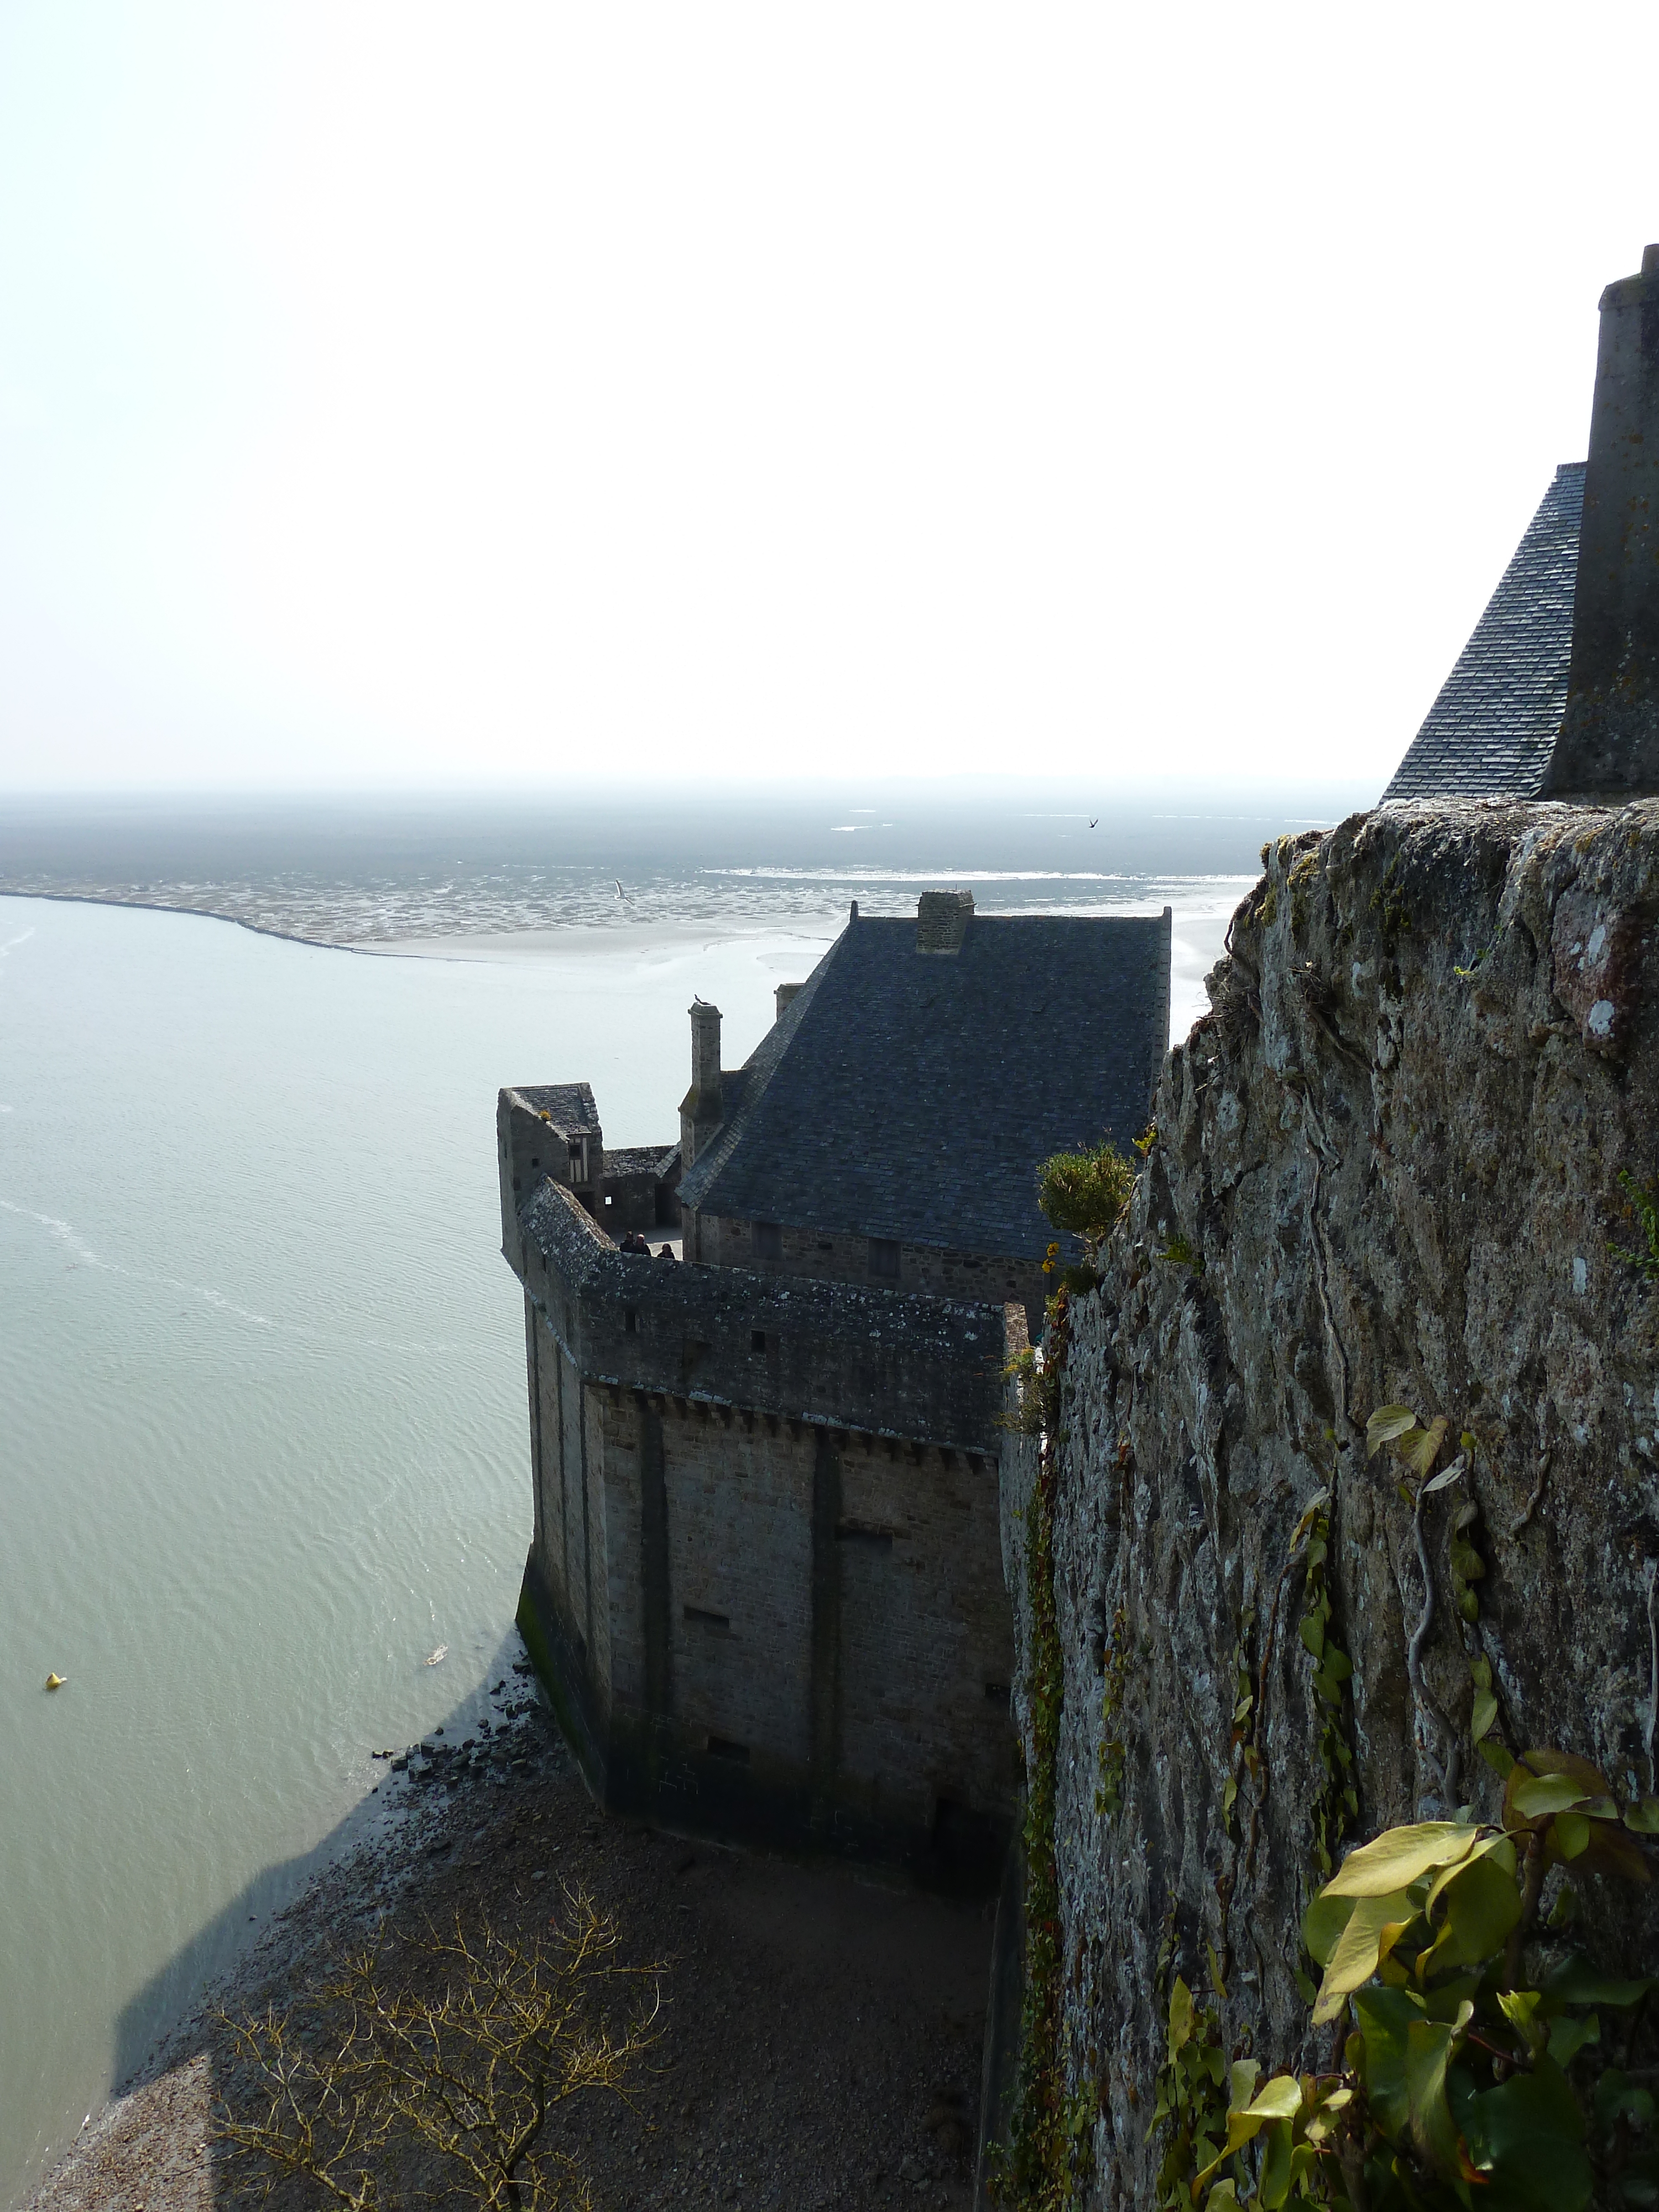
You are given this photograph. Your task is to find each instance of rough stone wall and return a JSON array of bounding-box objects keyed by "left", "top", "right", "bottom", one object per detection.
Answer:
[
  {"left": 1004, "top": 798, "right": 1659, "bottom": 2207},
  {"left": 519, "top": 1287, "right": 1017, "bottom": 1873},
  {"left": 695, "top": 1208, "right": 1046, "bottom": 1330},
  {"left": 502, "top": 1147, "right": 1023, "bottom": 1878},
  {"left": 511, "top": 1164, "right": 1014, "bottom": 1453}
]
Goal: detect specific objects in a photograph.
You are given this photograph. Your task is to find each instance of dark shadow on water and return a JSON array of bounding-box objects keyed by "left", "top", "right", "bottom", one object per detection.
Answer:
[{"left": 59, "top": 1624, "right": 542, "bottom": 2193}]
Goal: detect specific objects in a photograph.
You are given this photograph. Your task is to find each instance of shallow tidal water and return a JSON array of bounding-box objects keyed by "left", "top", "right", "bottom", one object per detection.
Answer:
[{"left": 0, "top": 894, "right": 851, "bottom": 2205}]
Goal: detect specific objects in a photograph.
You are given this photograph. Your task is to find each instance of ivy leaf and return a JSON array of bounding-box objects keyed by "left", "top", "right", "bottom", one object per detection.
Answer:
[
  {"left": 1547, "top": 2012, "right": 1600, "bottom": 2068},
  {"left": 1625, "top": 1797, "right": 1659, "bottom": 1835},
  {"left": 1366, "top": 1405, "right": 1420, "bottom": 1457},
  {"left": 1312, "top": 1890, "right": 1416, "bottom": 2024},
  {"left": 1303, "top": 1887, "right": 1356, "bottom": 1968},
  {"left": 1167, "top": 1976, "right": 1194, "bottom": 2053},
  {"left": 1405, "top": 2005, "right": 1471, "bottom": 2178},
  {"left": 1507, "top": 1771, "right": 1590, "bottom": 1825},
  {"left": 1498, "top": 1988, "right": 1546, "bottom": 2053},
  {"left": 1353, "top": 1985, "right": 1416, "bottom": 2140},
  {"left": 1422, "top": 1449, "right": 1468, "bottom": 1495},
  {"left": 1542, "top": 1955, "right": 1657, "bottom": 2010},
  {"left": 1322, "top": 1821, "right": 1481, "bottom": 1898},
  {"left": 1554, "top": 1811, "right": 1592, "bottom": 1861},
  {"left": 1459, "top": 2059, "right": 1592, "bottom": 2212},
  {"left": 1420, "top": 1849, "right": 1522, "bottom": 1973},
  {"left": 1425, "top": 1830, "right": 1515, "bottom": 1918},
  {"left": 1400, "top": 1418, "right": 1450, "bottom": 1480},
  {"left": 1470, "top": 1688, "right": 1499, "bottom": 1742},
  {"left": 1192, "top": 2075, "right": 1306, "bottom": 2196}
]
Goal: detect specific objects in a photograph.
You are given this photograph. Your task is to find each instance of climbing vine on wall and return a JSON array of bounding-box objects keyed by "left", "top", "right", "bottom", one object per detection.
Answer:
[
  {"left": 994, "top": 1286, "right": 1092, "bottom": 2211},
  {"left": 1296, "top": 1489, "right": 1358, "bottom": 1886}
]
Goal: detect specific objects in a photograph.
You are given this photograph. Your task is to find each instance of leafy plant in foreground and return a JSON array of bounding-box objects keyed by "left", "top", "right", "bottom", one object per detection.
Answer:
[{"left": 1173, "top": 1757, "right": 1659, "bottom": 2209}]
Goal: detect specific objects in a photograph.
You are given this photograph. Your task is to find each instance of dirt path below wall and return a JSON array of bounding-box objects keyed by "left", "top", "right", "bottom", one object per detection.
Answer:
[{"left": 29, "top": 1667, "right": 993, "bottom": 2212}]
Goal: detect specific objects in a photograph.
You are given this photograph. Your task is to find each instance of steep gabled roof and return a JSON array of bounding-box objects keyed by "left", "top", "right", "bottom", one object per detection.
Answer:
[
  {"left": 1383, "top": 463, "right": 1585, "bottom": 801},
  {"left": 677, "top": 907, "right": 1171, "bottom": 1262}
]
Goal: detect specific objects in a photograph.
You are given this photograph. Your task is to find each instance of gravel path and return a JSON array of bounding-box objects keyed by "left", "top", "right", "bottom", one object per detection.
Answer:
[{"left": 27, "top": 1666, "right": 993, "bottom": 2211}]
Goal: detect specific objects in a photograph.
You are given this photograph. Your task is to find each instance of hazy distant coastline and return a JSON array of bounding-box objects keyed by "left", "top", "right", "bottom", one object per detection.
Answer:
[{"left": 0, "top": 782, "right": 1373, "bottom": 953}]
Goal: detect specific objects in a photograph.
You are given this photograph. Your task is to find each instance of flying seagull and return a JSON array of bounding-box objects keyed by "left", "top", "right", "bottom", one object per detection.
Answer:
[
  {"left": 614, "top": 879, "right": 635, "bottom": 905},
  {"left": 1089, "top": 817, "right": 1099, "bottom": 829}
]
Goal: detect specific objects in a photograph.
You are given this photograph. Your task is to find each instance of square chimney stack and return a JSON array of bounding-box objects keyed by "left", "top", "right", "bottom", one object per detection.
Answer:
[
  {"left": 1546, "top": 244, "right": 1659, "bottom": 794},
  {"left": 680, "top": 998, "right": 723, "bottom": 1169}
]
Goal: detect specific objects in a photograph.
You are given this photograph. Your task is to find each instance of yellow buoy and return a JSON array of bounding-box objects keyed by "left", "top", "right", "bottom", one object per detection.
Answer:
[{"left": 44, "top": 1673, "right": 65, "bottom": 1691}]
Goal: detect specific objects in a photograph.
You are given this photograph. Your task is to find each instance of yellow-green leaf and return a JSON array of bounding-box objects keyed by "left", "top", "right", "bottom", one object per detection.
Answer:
[
  {"left": 1312, "top": 1890, "right": 1415, "bottom": 2025},
  {"left": 1470, "top": 1688, "right": 1499, "bottom": 1742},
  {"left": 1229, "top": 2058, "right": 1260, "bottom": 2111},
  {"left": 1303, "top": 1887, "right": 1356, "bottom": 1968},
  {"left": 1322, "top": 1822, "right": 1481, "bottom": 1898},
  {"left": 1240, "top": 2076, "right": 1305, "bottom": 2124},
  {"left": 1168, "top": 1975, "right": 1194, "bottom": 2052},
  {"left": 1625, "top": 1797, "right": 1659, "bottom": 1835},
  {"left": 1400, "top": 1417, "right": 1449, "bottom": 1480},
  {"left": 1366, "top": 1405, "right": 1420, "bottom": 1456},
  {"left": 1425, "top": 1829, "right": 1515, "bottom": 1918}
]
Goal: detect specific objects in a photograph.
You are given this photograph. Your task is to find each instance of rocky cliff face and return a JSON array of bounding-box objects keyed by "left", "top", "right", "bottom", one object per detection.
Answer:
[{"left": 1001, "top": 798, "right": 1659, "bottom": 2206}]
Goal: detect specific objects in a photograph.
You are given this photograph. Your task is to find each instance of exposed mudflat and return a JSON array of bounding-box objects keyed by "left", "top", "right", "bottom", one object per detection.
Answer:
[{"left": 28, "top": 1674, "right": 993, "bottom": 2212}]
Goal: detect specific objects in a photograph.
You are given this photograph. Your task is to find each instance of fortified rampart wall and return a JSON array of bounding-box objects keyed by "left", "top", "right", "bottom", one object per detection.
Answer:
[
  {"left": 691, "top": 1208, "right": 1046, "bottom": 1330},
  {"left": 499, "top": 1093, "right": 1022, "bottom": 1882}
]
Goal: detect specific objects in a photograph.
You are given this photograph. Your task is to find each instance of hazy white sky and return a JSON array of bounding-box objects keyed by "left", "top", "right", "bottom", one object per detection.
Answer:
[{"left": 0, "top": 3, "right": 1655, "bottom": 794}]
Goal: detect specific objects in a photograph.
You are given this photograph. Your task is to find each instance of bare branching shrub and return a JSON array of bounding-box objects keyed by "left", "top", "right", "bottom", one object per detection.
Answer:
[{"left": 215, "top": 1887, "right": 662, "bottom": 2212}]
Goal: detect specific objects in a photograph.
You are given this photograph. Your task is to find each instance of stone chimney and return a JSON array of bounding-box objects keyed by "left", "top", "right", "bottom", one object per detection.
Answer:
[
  {"left": 1546, "top": 244, "right": 1659, "bottom": 794},
  {"left": 680, "top": 998, "right": 723, "bottom": 1168},
  {"left": 775, "top": 983, "right": 803, "bottom": 1021},
  {"left": 916, "top": 888, "right": 974, "bottom": 955}
]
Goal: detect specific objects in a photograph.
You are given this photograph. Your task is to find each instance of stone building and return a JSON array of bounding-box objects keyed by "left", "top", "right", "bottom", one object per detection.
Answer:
[
  {"left": 497, "top": 890, "right": 1170, "bottom": 1884},
  {"left": 1387, "top": 245, "right": 1659, "bottom": 801}
]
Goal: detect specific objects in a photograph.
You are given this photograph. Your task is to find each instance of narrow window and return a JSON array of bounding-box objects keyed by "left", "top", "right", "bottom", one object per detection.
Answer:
[
  {"left": 754, "top": 1219, "right": 783, "bottom": 1261},
  {"left": 684, "top": 1604, "right": 732, "bottom": 1633},
  {"left": 604, "top": 1194, "right": 613, "bottom": 1206},
  {"left": 624, "top": 1307, "right": 638, "bottom": 1335},
  {"left": 706, "top": 1735, "right": 749, "bottom": 1763},
  {"left": 869, "top": 1237, "right": 900, "bottom": 1280},
  {"left": 835, "top": 1521, "right": 894, "bottom": 1553},
  {"left": 750, "top": 1329, "right": 767, "bottom": 1354}
]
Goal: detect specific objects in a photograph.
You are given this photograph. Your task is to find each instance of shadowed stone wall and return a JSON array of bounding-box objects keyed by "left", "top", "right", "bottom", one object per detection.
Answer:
[{"left": 1001, "top": 798, "right": 1659, "bottom": 2205}]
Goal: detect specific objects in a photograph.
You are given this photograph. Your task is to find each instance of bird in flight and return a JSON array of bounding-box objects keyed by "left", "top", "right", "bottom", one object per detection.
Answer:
[
  {"left": 615, "top": 880, "right": 635, "bottom": 905},
  {"left": 1089, "top": 817, "right": 1099, "bottom": 829}
]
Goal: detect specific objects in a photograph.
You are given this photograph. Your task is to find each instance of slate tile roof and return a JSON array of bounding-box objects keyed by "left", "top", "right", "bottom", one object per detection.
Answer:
[
  {"left": 603, "top": 1142, "right": 679, "bottom": 1179},
  {"left": 676, "top": 906, "right": 1171, "bottom": 1264},
  {"left": 515, "top": 1082, "right": 602, "bottom": 1138},
  {"left": 1383, "top": 463, "right": 1585, "bottom": 801}
]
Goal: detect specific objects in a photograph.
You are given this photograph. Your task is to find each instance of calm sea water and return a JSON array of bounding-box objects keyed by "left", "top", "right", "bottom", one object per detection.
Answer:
[{"left": 0, "top": 793, "right": 1332, "bottom": 2203}]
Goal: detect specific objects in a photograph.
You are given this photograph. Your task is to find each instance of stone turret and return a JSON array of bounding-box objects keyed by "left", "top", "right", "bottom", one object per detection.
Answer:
[
  {"left": 1546, "top": 244, "right": 1659, "bottom": 794},
  {"left": 680, "top": 998, "right": 723, "bottom": 1170}
]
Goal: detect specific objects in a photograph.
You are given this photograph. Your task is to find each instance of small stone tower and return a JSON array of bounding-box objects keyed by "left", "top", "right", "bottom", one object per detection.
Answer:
[
  {"left": 680, "top": 999, "right": 723, "bottom": 1169},
  {"left": 1546, "top": 244, "right": 1659, "bottom": 794}
]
